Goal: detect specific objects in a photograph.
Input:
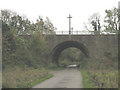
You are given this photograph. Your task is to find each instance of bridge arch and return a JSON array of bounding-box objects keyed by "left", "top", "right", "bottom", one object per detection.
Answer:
[{"left": 51, "top": 41, "right": 89, "bottom": 65}]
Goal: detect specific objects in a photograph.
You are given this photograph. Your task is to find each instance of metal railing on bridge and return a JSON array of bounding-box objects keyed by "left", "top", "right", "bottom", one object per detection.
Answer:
[
  {"left": 54, "top": 31, "right": 95, "bottom": 35},
  {"left": 18, "top": 30, "right": 117, "bottom": 35},
  {"left": 45, "top": 30, "right": 117, "bottom": 35}
]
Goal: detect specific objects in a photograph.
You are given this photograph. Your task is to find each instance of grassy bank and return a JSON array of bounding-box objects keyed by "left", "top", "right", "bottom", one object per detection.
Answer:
[
  {"left": 80, "top": 69, "right": 118, "bottom": 88},
  {"left": 29, "top": 74, "right": 53, "bottom": 88},
  {"left": 80, "top": 69, "right": 95, "bottom": 88},
  {"left": 3, "top": 67, "right": 53, "bottom": 88}
]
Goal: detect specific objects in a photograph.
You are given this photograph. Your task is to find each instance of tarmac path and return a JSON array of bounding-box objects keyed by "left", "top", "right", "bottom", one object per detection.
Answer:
[{"left": 32, "top": 68, "right": 83, "bottom": 88}]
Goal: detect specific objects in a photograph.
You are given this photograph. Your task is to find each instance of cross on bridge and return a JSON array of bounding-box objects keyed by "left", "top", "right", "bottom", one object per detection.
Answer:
[{"left": 67, "top": 14, "right": 72, "bottom": 35}]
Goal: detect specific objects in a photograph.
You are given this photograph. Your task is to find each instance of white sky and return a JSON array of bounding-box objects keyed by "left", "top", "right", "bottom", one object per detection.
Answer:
[{"left": 0, "top": 0, "right": 119, "bottom": 31}]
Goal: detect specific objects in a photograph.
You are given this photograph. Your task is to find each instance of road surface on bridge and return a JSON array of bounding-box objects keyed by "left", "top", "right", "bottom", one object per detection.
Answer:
[{"left": 32, "top": 68, "right": 83, "bottom": 88}]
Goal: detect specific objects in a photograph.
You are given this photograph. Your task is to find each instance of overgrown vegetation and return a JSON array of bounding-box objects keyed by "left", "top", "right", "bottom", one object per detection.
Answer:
[
  {"left": 1, "top": 10, "right": 55, "bottom": 88},
  {"left": 59, "top": 47, "right": 118, "bottom": 88},
  {"left": 80, "top": 69, "right": 118, "bottom": 88},
  {"left": 59, "top": 48, "right": 85, "bottom": 67},
  {"left": 79, "top": 58, "right": 118, "bottom": 88},
  {"left": 3, "top": 67, "right": 53, "bottom": 88},
  {"left": 80, "top": 56, "right": 118, "bottom": 88},
  {"left": 80, "top": 70, "right": 95, "bottom": 88},
  {"left": 84, "top": 7, "right": 120, "bottom": 34}
]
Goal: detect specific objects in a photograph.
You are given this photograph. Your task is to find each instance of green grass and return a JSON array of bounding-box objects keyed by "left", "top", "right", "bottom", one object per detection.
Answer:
[
  {"left": 80, "top": 69, "right": 95, "bottom": 88},
  {"left": 80, "top": 69, "right": 118, "bottom": 88},
  {"left": 29, "top": 74, "right": 53, "bottom": 88},
  {"left": 2, "top": 67, "right": 53, "bottom": 88}
]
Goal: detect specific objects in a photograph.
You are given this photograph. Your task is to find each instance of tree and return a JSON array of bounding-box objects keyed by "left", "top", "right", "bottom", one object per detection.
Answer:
[
  {"left": 35, "top": 16, "right": 44, "bottom": 32},
  {"left": 84, "top": 13, "right": 101, "bottom": 34},
  {"left": 1, "top": 9, "right": 50, "bottom": 69},
  {"left": 35, "top": 16, "right": 56, "bottom": 34},
  {"left": 2, "top": 21, "right": 27, "bottom": 68},
  {"left": 104, "top": 7, "right": 119, "bottom": 32},
  {"left": 28, "top": 29, "right": 48, "bottom": 68},
  {"left": 1, "top": 10, "right": 16, "bottom": 25},
  {"left": 10, "top": 15, "right": 33, "bottom": 34},
  {"left": 89, "top": 13, "right": 101, "bottom": 33},
  {"left": 1, "top": 9, "right": 34, "bottom": 35},
  {"left": 44, "top": 17, "right": 57, "bottom": 33},
  {"left": 59, "top": 48, "right": 85, "bottom": 66},
  {"left": 1, "top": 10, "right": 56, "bottom": 35}
]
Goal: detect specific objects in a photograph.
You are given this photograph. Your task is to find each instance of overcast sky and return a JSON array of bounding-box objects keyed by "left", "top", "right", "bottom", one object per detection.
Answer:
[{"left": 0, "top": 0, "right": 119, "bottom": 31}]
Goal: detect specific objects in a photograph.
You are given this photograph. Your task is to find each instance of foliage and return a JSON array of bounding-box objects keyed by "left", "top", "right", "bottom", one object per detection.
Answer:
[
  {"left": 1, "top": 9, "right": 56, "bottom": 35},
  {"left": 80, "top": 69, "right": 95, "bottom": 88},
  {"left": 79, "top": 52, "right": 118, "bottom": 88},
  {"left": 80, "top": 69, "right": 118, "bottom": 88},
  {"left": 1, "top": 9, "right": 33, "bottom": 34},
  {"left": 59, "top": 47, "right": 118, "bottom": 88},
  {"left": 89, "top": 13, "right": 101, "bottom": 32},
  {"left": 27, "top": 30, "right": 49, "bottom": 68},
  {"left": 2, "top": 21, "right": 28, "bottom": 68},
  {"left": 84, "top": 7, "right": 119, "bottom": 34},
  {"left": 104, "top": 8, "right": 119, "bottom": 32},
  {"left": 2, "top": 67, "right": 53, "bottom": 88},
  {"left": 1, "top": 9, "right": 56, "bottom": 69},
  {"left": 84, "top": 13, "right": 101, "bottom": 34},
  {"left": 1, "top": 9, "right": 56, "bottom": 88},
  {"left": 44, "top": 17, "right": 57, "bottom": 34},
  {"left": 35, "top": 16, "right": 56, "bottom": 34},
  {"left": 59, "top": 48, "right": 85, "bottom": 66},
  {"left": 80, "top": 57, "right": 118, "bottom": 70}
]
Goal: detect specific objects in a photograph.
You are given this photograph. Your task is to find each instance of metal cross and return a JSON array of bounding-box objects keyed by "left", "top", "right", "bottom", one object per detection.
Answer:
[{"left": 67, "top": 14, "right": 72, "bottom": 35}]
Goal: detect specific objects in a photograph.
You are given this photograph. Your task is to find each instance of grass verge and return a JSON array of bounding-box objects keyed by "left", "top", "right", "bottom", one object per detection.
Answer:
[
  {"left": 29, "top": 74, "right": 53, "bottom": 88},
  {"left": 2, "top": 67, "right": 53, "bottom": 88},
  {"left": 80, "top": 69, "right": 118, "bottom": 88},
  {"left": 80, "top": 69, "right": 95, "bottom": 88}
]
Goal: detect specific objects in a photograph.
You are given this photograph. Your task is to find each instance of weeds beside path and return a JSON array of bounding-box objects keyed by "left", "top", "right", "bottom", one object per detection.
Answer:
[
  {"left": 3, "top": 67, "right": 53, "bottom": 88},
  {"left": 80, "top": 69, "right": 118, "bottom": 88}
]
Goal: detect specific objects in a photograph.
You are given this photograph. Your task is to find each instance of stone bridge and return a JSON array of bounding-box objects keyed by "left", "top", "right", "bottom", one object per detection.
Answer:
[
  {"left": 21, "top": 34, "right": 118, "bottom": 65},
  {"left": 45, "top": 35, "right": 118, "bottom": 64}
]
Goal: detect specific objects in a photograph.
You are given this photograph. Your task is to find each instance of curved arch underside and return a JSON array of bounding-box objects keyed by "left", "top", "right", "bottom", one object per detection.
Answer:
[{"left": 52, "top": 41, "right": 89, "bottom": 65}]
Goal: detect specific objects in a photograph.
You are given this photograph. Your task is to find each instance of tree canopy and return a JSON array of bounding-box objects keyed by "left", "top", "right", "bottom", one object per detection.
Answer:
[
  {"left": 1, "top": 9, "right": 55, "bottom": 69},
  {"left": 84, "top": 7, "right": 119, "bottom": 34}
]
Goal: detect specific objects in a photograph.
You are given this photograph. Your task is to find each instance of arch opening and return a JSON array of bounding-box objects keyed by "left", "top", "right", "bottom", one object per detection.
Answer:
[{"left": 51, "top": 41, "right": 89, "bottom": 66}]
